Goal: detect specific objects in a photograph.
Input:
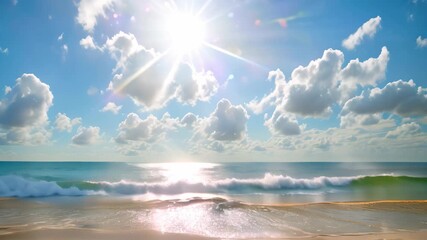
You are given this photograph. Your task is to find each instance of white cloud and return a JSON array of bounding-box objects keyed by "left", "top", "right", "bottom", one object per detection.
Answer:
[
  {"left": 340, "top": 112, "right": 395, "bottom": 130},
  {"left": 0, "top": 74, "right": 53, "bottom": 128},
  {"left": 209, "top": 141, "right": 225, "bottom": 152},
  {"left": 340, "top": 113, "right": 379, "bottom": 128},
  {"left": 247, "top": 69, "right": 286, "bottom": 114},
  {"left": 265, "top": 111, "right": 303, "bottom": 136},
  {"left": 181, "top": 112, "right": 198, "bottom": 128},
  {"left": 175, "top": 100, "right": 251, "bottom": 153},
  {"left": 201, "top": 98, "right": 249, "bottom": 141},
  {"left": 0, "top": 47, "right": 8, "bottom": 54},
  {"left": 55, "top": 113, "right": 81, "bottom": 132},
  {"left": 0, "top": 127, "right": 51, "bottom": 146},
  {"left": 174, "top": 63, "right": 218, "bottom": 105},
  {"left": 282, "top": 49, "right": 344, "bottom": 117},
  {"left": 80, "top": 35, "right": 98, "bottom": 50},
  {"left": 115, "top": 112, "right": 179, "bottom": 145},
  {"left": 62, "top": 44, "right": 68, "bottom": 55},
  {"left": 76, "top": 0, "right": 118, "bottom": 32},
  {"left": 106, "top": 32, "right": 219, "bottom": 110},
  {"left": 269, "top": 129, "right": 337, "bottom": 152},
  {"left": 386, "top": 122, "right": 421, "bottom": 139},
  {"left": 4, "top": 86, "right": 11, "bottom": 94},
  {"left": 0, "top": 74, "right": 53, "bottom": 144},
  {"left": 249, "top": 47, "right": 389, "bottom": 125},
  {"left": 416, "top": 36, "right": 427, "bottom": 48},
  {"left": 343, "top": 79, "right": 427, "bottom": 117},
  {"left": 342, "top": 16, "right": 381, "bottom": 50},
  {"left": 105, "top": 31, "right": 144, "bottom": 71},
  {"left": 340, "top": 46, "right": 389, "bottom": 99},
  {"left": 100, "top": 102, "right": 122, "bottom": 114},
  {"left": 72, "top": 126, "right": 100, "bottom": 145}
]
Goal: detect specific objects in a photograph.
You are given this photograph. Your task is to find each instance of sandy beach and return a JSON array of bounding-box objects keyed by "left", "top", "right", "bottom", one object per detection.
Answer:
[
  {"left": 0, "top": 228, "right": 426, "bottom": 240},
  {"left": 1, "top": 198, "right": 426, "bottom": 239}
]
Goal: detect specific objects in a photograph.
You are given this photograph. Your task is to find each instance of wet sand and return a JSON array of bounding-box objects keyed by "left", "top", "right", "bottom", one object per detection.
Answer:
[
  {"left": 1, "top": 198, "right": 426, "bottom": 239},
  {"left": 0, "top": 228, "right": 426, "bottom": 240}
]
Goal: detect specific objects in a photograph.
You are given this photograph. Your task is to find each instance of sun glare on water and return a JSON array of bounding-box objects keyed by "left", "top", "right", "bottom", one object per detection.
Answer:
[
  {"left": 141, "top": 162, "right": 217, "bottom": 182},
  {"left": 165, "top": 12, "right": 206, "bottom": 53}
]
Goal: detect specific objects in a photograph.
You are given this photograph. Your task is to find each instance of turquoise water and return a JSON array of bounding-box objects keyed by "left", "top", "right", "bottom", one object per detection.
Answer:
[
  {"left": 1, "top": 162, "right": 427, "bottom": 202},
  {"left": 1, "top": 162, "right": 427, "bottom": 238}
]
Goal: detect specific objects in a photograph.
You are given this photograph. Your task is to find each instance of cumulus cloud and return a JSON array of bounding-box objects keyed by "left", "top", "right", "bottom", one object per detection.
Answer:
[
  {"left": 209, "top": 141, "right": 225, "bottom": 152},
  {"left": 55, "top": 113, "right": 81, "bottom": 132},
  {"left": 76, "top": 0, "right": 118, "bottom": 32},
  {"left": 282, "top": 49, "right": 344, "bottom": 117},
  {"left": 72, "top": 126, "right": 100, "bottom": 145},
  {"left": 265, "top": 111, "right": 303, "bottom": 136},
  {"left": 105, "top": 31, "right": 144, "bottom": 71},
  {"left": 343, "top": 79, "right": 427, "bottom": 117},
  {"left": 416, "top": 36, "right": 427, "bottom": 48},
  {"left": 340, "top": 46, "right": 389, "bottom": 99},
  {"left": 181, "top": 112, "right": 198, "bottom": 128},
  {"left": 115, "top": 112, "right": 179, "bottom": 144},
  {"left": 0, "top": 127, "right": 51, "bottom": 145},
  {"left": 202, "top": 98, "right": 249, "bottom": 141},
  {"left": 80, "top": 35, "right": 98, "bottom": 50},
  {"left": 0, "top": 74, "right": 53, "bottom": 128},
  {"left": 249, "top": 50, "right": 344, "bottom": 117},
  {"left": 100, "top": 102, "right": 122, "bottom": 114},
  {"left": 341, "top": 113, "right": 380, "bottom": 128},
  {"left": 0, "top": 74, "right": 53, "bottom": 144},
  {"left": 247, "top": 69, "right": 287, "bottom": 114},
  {"left": 342, "top": 16, "right": 381, "bottom": 50},
  {"left": 106, "top": 32, "right": 219, "bottom": 110},
  {"left": 174, "top": 63, "right": 218, "bottom": 105},
  {"left": 340, "top": 112, "right": 395, "bottom": 130},
  {"left": 248, "top": 47, "right": 389, "bottom": 125},
  {"left": 385, "top": 122, "right": 421, "bottom": 138}
]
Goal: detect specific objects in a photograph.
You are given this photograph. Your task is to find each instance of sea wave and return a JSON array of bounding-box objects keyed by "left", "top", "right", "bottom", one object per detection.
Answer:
[
  {"left": 0, "top": 175, "right": 102, "bottom": 197},
  {"left": 2, "top": 174, "right": 426, "bottom": 198},
  {"left": 83, "top": 173, "right": 359, "bottom": 195}
]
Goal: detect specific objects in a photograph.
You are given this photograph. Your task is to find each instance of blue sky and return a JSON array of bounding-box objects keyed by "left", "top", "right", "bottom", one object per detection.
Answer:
[{"left": 0, "top": 0, "right": 426, "bottom": 161}]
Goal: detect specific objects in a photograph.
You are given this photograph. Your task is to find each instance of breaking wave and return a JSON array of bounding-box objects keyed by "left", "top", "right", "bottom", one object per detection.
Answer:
[
  {"left": 0, "top": 175, "right": 102, "bottom": 197},
  {"left": 85, "top": 173, "right": 358, "bottom": 195},
  {"left": 2, "top": 173, "right": 426, "bottom": 198}
]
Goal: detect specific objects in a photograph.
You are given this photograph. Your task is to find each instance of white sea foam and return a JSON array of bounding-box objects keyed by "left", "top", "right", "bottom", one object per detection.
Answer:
[
  {"left": 89, "top": 173, "right": 361, "bottom": 195},
  {"left": 0, "top": 175, "right": 101, "bottom": 197},
  {"left": 0, "top": 173, "right": 376, "bottom": 198}
]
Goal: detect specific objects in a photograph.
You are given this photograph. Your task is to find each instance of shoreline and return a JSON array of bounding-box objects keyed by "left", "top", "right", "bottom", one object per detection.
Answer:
[
  {"left": 0, "top": 228, "right": 426, "bottom": 240},
  {"left": 1, "top": 198, "right": 426, "bottom": 239},
  {"left": 2, "top": 196, "right": 427, "bottom": 204},
  {"left": 256, "top": 199, "right": 427, "bottom": 207}
]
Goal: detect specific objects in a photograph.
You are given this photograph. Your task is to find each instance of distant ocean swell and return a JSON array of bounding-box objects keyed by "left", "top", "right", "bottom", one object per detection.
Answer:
[{"left": 1, "top": 174, "right": 426, "bottom": 198}]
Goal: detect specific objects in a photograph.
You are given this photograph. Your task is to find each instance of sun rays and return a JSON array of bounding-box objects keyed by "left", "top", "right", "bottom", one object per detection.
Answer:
[{"left": 112, "top": 0, "right": 264, "bottom": 96}]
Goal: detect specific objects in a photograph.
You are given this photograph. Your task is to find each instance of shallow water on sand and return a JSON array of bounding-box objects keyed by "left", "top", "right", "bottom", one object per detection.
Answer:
[
  {"left": 1, "top": 198, "right": 427, "bottom": 239},
  {"left": 1, "top": 162, "right": 427, "bottom": 238}
]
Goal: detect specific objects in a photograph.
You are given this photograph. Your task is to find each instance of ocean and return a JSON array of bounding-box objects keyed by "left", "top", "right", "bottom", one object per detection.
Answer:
[{"left": 1, "top": 162, "right": 427, "bottom": 239}]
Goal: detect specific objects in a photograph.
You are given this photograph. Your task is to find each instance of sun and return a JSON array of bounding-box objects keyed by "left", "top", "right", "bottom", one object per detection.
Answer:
[{"left": 165, "top": 12, "right": 206, "bottom": 53}]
